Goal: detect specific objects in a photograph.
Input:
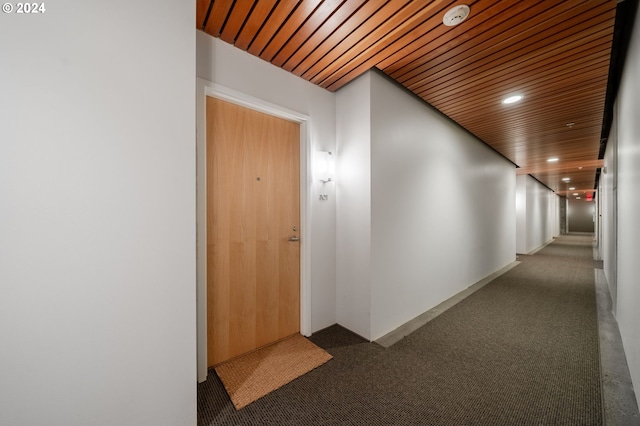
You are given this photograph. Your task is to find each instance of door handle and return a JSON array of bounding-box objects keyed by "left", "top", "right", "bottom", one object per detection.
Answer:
[{"left": 288, "top": 235, "right": 300, "bottom": 242}]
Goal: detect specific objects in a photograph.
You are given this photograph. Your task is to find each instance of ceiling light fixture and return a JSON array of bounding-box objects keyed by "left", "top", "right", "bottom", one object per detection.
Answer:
[
  {"left": 569, "top": 187, "right": 575, "bottom": 190},
  {"left": 574, "top": 193, "right": 579, "bottom": 196},
  {"left": 502, "top": 95, "right": 523, "bottom": 104},
  {"left": 562, "top": 177, "right": 571, "bottom": 182},
  {"left": 566, "top": 122, "right": 576, "bottom": 128},
  {"left": 443, "top": 5, "right": 470, "bottom": 26},
  {"left": 547, "top": 158, "right": 559, "bottom": 162},
  {"left": 576, "top": 197, "right": 581, "bottom": 199}
]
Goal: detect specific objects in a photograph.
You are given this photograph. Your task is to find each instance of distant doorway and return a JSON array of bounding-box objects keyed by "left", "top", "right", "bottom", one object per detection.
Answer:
[{"left": 567, "top": 198, "right": 595, "bottom": 233}]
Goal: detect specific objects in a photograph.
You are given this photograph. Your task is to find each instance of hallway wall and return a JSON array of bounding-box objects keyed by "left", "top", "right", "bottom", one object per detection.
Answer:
[
  {"left": 335, "top": 73, "right": 372, "bottom": 339},
  {"left": 606, "top": 1, "right": 640, "bottom": 409},
  {"left": 336, "top": 71, "right": 516, "bottom": 340},
  {"left": 0, "top": 2, "right": 196, "bottom": 425},
  {"left": 559, "top": 197, "right": 567, "bottom": 234},
  {"left": 369, "top": 72, "right": 516, "bottom": 339},
  {"left": 516, "top": 175, "right": 561, "bottom": 254},
  {"left": 600, "top": 118, "right": 617, "bottom": 312}
]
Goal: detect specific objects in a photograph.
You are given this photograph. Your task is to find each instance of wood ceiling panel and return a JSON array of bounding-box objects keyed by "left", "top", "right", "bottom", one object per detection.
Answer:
[
  {"left": 300, "top": 0, "right": 416, "bottom": 81},
  {"left": 379, "top": 0, "right": 555, "bottom": 75},
  {"left": 408, "top": 12, "right": 614, "bottom": 96},
  {"left": 429, "top": 51, "right": 611, "bottom": 109},
  {"left": 201, "top": 0, "right": 618, "bottom": 194},
  {"left": 395, "top": 0, "right": 612, "bottom": 89},
  {"left": 415, "top": 38, "right": 612, "bottom": 104},
  {"left": 234, "top": 0, "right": 278, "bottom": 50},
  {"left": 219, "top": 0, "right": 257, "bottom": 44},
  {"left": 476, "top": 127, "right": 605, "bottom": 150},
  {"left": 286, "top": 0, "right": 383, "bottom": 75},
  {"left": 436, "top": 68, "right": 609, "bottom": 118},
  {"left": 279, "top": 0, "right": 368, "bottom": 70},
  {"left": 457, "top": 119, "right": 605, "bottom": 148},
  {"left": 271, "top": 0, "right": 345, "bottom": 67},
  {"left": 260, "top": 0, "right": 324, "bottom": 62},
  {"left": 317, "top": 0, "right": 490, "bottom": 89},
  {"left": 393, "top": 3, "right": 555, "bottom": 88},
  {"left": 320, "top": 0, "right": 466, "bottom": 90},
  {"left": 455, "top": 91, "right": 607, "bottom": 129},
  {"left": 204, "top": 0, "right": 234, "bottom": 37},
  {"left": 246, "top": 1, "right": 301, "bottom": 56},
  {"left": 476, "top": 139, "right": 602, "bottom": 163},
  {"left": 449, "top": 92, "right": 608, "bottom": 134},
  {"left": 533, "top": 167, "right": 600, "bottom": 192},
  {"left": 196, "top": 0, "right": 211, "bottom": 30}
]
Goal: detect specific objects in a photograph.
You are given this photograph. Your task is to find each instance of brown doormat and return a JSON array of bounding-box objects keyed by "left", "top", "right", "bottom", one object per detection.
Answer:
[{"left": 214, "top": 333, "right": 333, "bottom": 410}]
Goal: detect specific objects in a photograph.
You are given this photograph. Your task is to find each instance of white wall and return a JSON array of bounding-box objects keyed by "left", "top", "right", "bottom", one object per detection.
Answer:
[
  {"left": 0, "top": 2, "right": 196, "bottom": 425},
  {"left": 516, "top": 175, "right": 529, "bottom": 254},
  {"left": 196, "top": 32, "right": 337, "bottom": 333},
  {"left": 369, "top": 72, "right": 516, "bottom": 339},
  {"left": 335, "top": 71, "right": 516, "bottom": 340},
  {"left": 552, "top": 189, "right": 561, "bottom": 237},
  {"left": 600, "top": 116, "right": 617, "bottom": 311},
  {"left": 610, "top": 2, "right": 640, "bottom": 409},
  {"left": 516, "top": 175, "right": 560, "bottom": 254},
  {"left": 335, "top": 73, "right": 372, "bottom": 339}
]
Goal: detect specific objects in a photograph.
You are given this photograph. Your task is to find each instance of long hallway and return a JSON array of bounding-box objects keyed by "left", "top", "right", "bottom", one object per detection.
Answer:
[{"left": 198, "top": 235, "right": 633, "bottom": 425}]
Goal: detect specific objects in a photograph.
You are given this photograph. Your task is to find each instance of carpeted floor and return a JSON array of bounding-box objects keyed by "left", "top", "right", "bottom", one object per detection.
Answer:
[{"left": 198, "top": 235, "right": 602, "bottom": 425}]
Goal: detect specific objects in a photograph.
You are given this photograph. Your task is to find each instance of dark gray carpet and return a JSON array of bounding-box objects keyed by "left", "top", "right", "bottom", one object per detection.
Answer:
[{"left": 198, "top": 235, "right": 602, "bottom": 425}]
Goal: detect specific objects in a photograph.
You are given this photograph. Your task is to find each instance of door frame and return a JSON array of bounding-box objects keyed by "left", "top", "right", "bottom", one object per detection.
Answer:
[{"left": 196, "top": 78, "right": 312, "bottom": 382}]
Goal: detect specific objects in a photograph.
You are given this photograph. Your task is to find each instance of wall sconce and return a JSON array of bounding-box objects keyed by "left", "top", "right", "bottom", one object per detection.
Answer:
[{"left": 315, "top": 150, "right": 335, "bottom": 183}]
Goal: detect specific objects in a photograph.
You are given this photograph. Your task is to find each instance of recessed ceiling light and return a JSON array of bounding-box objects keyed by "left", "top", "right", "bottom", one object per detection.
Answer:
[
  {"left": 503, "top": 95, "right": 523, "bottom": 104},
  {"left": 562, "top": 177, "right": 571, "bottom": 182},
  {"left": 547, "top": 158, "right": 559, "bottom": 162},
  {"left": 566, "top": 122, "right": 576, "bottom": 128},
  {"left": 569, "top": 187, "right": 576, "bottom": 190},
  {"left": 443, "top": 5, "right": 470, "bottom": 26},
  {"left": 574, "top": 193, "right": 579, "bottom": 196},
  {"left": 576, "top": 197, "right": 581, "bottom": 199}
]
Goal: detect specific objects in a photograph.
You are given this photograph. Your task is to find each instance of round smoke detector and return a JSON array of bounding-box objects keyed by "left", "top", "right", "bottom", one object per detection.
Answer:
[{"left": 443, "top": 4, "right": 470, "bottom": 26}]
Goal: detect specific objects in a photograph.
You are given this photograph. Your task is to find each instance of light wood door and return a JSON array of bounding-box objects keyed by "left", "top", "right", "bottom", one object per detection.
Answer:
[{"left": 206, "top": 96, "right": 300, "bottom": 367}]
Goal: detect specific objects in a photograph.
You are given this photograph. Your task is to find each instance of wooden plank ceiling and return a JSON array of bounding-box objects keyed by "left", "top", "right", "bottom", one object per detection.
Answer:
[{"left": 198, "top": 0, "right": 617, "bottom": 198}]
